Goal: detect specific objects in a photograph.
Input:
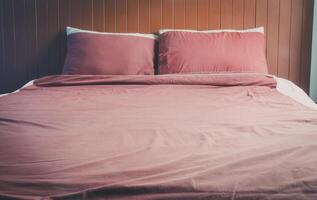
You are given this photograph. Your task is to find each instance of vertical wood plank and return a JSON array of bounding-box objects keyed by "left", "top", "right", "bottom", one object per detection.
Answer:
[
  {"left": 59, "top": 0, "right": 70, "bottom": 71},
  {"left": 197, "top": 0, "right": 209, "bottom": 30},
  {"left": 244, "top": 0, "right": 256, "bottom": 29},
  {"left": 3, "top": 0, "right": 16, "bottom": 91},
  {"left": 25, "top": 0, "right": 37, "bottom": 81},
  {"left": 81, "top": 0, "right": 93, "bottom": 30},
  {"left": 14, "top": 0, "right": 27, "bottom": 87},
  {"left": 277, "top": 0, "right": 291, "bottom": 79},
  {"left": 185, "top": 0, "right": 197, "bottom": 29},
  {"left": 37, "top": 0, "right": 49, "bottom": 77},
  {"left": 48, "top": 0, "right": 60, "bottom": 74},
  {"left": 232, "top": 0, "right": 244, "bottom": 29},
  {"left": 256, "top": 0, "right": 268, "bottom": 35},
  {"left": 220, "top": 0, "right": 232, "bottom": 29},
  {"left": 289, "top": 0, "right": 303, "bottom": 85},
  {"left": 174, "top": 0, "right": 185, "bottom": 29},
  {"left": 93, "top": 0, "right": 105, "bottom": 31},
  {"left": 209, "top": 0, "right": 220, "bottom": 29},
  {"left": 70, "top": 0, "right": 81, "bottom": 28},
  {"left": 127, "top": 0, "right": 139, "bottom": 32},
  {"left": 300, "top": 0, "right": 313, "bottom": 92},
  {"left": 267, "top": 0, "right": 279, "bottom": 74},
  {"left": 116, "top": 0, "right": 127, "bottom": 32},
  {"left": 0, "top": 0, "right": 4, "bottom": 93},
  {"left": 162, "top": 0, "right": 174, "bottom": 29},
  {"left": 150, "top": 0, "right": 161, "bottom": 32},
  {"left": 105, "top": 0, "right": 116, "bottom": 32},
  {"left": 255, "top": 0, "right": 268, "bottom": 66},
  {"left": 139, "top": 0, "right": 150, "bottom": 33}
]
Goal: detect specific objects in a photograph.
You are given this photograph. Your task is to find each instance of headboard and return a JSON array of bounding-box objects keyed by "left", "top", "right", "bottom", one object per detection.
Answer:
[{"left": 0, "top": 0, "right": 314, "bottom": 94}]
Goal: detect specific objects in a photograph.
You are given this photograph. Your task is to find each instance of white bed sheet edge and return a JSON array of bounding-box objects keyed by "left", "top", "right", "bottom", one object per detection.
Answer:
[
  {"left": 274, "top": 76, "right": 317, "bottom": 110},
  {"left": 0, "top": 80, "right": 34, "bottom": 98}
]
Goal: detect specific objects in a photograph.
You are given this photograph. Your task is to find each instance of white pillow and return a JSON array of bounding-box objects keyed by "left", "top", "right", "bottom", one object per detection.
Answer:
[{"left": 159, "top": 27, "right": 264, "bottom": 34}]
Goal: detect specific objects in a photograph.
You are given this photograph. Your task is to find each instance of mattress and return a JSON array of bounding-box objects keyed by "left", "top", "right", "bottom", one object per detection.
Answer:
[{"left": 0, "top": 73, "right": 317, "bottom": 200}]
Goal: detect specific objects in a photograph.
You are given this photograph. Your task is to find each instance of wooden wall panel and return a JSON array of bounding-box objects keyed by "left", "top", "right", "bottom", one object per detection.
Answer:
[
  {"left": 220, "top": 0, "right": 232, "bottom": 29},
  {"left": 197, "top": 0, "right": 209, "bottom": 30},
  {"left": 59, "top": 0, "right": 70, "bottom": 74},
  {"left": 70, "top": 0, "right": 81, "bottom": 28},
  {"left": 105, "top": 0, "right": 116, "bottom": 32},
  {"left": 0, "top": 0, "right": 314, "bottom": 94},
  {"left": 232, "top": 0, "right": 244, "bottom": 29},
  {"left": 80, "top": 0, "right": 93, "bottom": 30},
  {"left": 24, "top": 0, "right": 37, "bottom": 81},
  {"left": 174, "top": 0, "right": 185, "bottom": 29},
  {"left": 93, "top": 0, "right": 105, "bottom": 32},
  {"left": 2, "top": 0, "right": 16, "bottom": 91},
  {"left": 162, "top": 0, "right": 174, "bottom": 29},
  {"left": 289, "top": 0, "right": 303, "bottom": 85},
  {"left": 14, "top": 0, "right": 27, "bottom": 87},
  {"left": 185, "top": 0, "right": 197, "bottom": 29},
  {"left": 48, "top": 0, "right": 60, "bottom": 75},
  {"left": 127, "top": 0, "right": 139, "bottom": 32},
  {"left": 244, "top": 0, "right": 256, "bottom": 29},
  {"left": 209, "top": 0, "right": 221, "bottom": 29},
  {"left": 116, "top": 0, "right": 127, "bottom": 32},
  {"left": 278, "top": 0, "right": 292, "bottom": 79},
  {"left": 0, "top": 0, "right": 4, "bottom": 90},
  {"left": 150, "top": 0, "right": 161, "bottom": 32},
  {"left": 256, "top": 0, "right": 268, "bottom": 35},
  {"left": 267, "top": 0, "right": 280, "bottom": 75},
  {"left": 36, "top": 0, "right": 49, "bottom": 77},
  {"left": 139, "top": 0, "right": 150, "bottom": 32},
  {"left": 301, "top": 0, "right": 314, "bottom": 92}
]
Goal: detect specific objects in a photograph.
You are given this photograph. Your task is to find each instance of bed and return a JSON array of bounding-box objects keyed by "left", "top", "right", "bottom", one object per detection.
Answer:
[
  {"left": 0, "top": 73, "right": 317, "bottom": 200},
  {"left": 1, "top": 27, "right": 317, "bottom": 200}
]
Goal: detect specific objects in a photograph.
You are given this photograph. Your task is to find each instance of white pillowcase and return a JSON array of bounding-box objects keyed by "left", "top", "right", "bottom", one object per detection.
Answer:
[
  {"left": 159, "top": 27, "right": 264, "bottom": 34},
  {"left": 66, "top": 27, "right": 158, "bottom": 39}
]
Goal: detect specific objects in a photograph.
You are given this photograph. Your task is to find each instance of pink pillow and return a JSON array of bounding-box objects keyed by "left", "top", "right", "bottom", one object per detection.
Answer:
[
  {"left": 158, "top": 31, "right": 268, "bottom": 74},
  {"left": 63, "top": 27, "right": 156, "bottom": 75}
]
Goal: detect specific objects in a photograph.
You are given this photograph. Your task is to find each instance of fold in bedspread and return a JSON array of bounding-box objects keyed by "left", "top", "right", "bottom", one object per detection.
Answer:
[
  {"left": 1, "top": 74, "right": 317, "bottom": 200},
  {"left": 34, "top": 73, "right": 277, "bottom": 87}
]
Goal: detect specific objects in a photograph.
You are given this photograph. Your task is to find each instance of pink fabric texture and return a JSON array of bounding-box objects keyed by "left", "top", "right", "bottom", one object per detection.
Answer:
[
  {"left": 159, "top": 31, "right": 268, "bottom": 74},
  {"left": 63, "top": 33, "right": 156, "bottom": 75},
  {"left": 1, "top": 74, "right": 317, "bottom": 199}
]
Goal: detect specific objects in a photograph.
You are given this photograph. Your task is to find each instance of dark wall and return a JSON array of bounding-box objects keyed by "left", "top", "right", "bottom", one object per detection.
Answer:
[
  {"left": 0, "top": 0, "right": 314, "bottom": 94},
  {"left": 0, "top": 0, "right": 63, "bottom": 94}
]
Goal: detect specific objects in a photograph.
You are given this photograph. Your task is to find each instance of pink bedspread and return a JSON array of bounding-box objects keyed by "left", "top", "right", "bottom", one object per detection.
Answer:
[{"left": 1, "top": 74, "right": 317, "bottom": 200}]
